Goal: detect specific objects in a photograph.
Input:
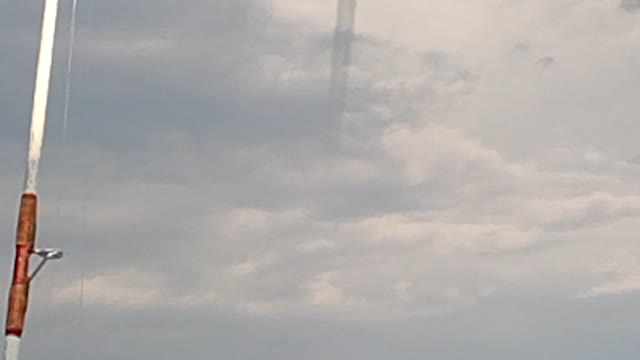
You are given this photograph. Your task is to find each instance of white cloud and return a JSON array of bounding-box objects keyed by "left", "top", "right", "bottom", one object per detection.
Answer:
[
  {"left": 228, "top": 253, "right": 279, "bottom": 277},
  {"left": 52, "top": 268, "right": 165, "bottom": 309},
  {"left": 305, "top": 272, "right": 345, "bottom": 307},
  {"left": 580, "top": 274, "right": 640, "bottom": 298},
  {"left": 296, "top": 238, "right": 337, "bottom": 253},
  {"left": 394, "top": 281, "right": 415, "bottom": 303}
]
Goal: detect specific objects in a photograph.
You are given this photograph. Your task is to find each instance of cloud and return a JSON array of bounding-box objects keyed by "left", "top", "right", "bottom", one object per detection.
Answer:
[
  {"left": 580, "top": 275, "right": 640, "bottom": 298},
  {"left": 8, "top": 15, "right": 640, "bottom": 321},
  {"left": 304, "top": 272, "right": 346, "bottom": 306},
  {"left": 4, "top": 1, "right": 640, "bottom": 358},
  {"left": 52, "top": 267, "right": 165, "bottom": 309},
  {"left": 620, "top": 0, "right": 640, "bottom": 12}
]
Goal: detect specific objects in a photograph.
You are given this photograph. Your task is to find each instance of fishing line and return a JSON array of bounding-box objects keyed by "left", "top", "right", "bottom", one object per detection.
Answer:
[
  {"left": 75, "top": 1, "right": 93, "bottom": 358},
  {"left": 48, "top": 0, "right": 81, "bottom": 340},
  {"left": 61, "top": 0, "right": 78, "bottom": 147}
]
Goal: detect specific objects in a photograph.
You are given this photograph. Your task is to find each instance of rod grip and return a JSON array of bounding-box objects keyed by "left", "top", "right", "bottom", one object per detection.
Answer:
[{"left": 5, "top": 193, "right": 38, "bottom": 337}]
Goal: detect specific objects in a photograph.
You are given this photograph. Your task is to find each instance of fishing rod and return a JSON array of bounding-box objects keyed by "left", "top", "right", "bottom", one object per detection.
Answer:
[{"left": 3, "top": 0, "right": 64, "bottom": 359}]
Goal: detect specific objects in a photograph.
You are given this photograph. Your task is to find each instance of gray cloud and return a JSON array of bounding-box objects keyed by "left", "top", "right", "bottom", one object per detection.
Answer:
[{"left": 621, "top": 0, "right": 640, "bottom": 12}]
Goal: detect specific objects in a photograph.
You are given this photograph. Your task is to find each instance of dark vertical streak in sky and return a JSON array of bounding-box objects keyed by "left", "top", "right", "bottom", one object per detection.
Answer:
[{"left": 329, "top": 0, "right": 357, "bottom": 133}]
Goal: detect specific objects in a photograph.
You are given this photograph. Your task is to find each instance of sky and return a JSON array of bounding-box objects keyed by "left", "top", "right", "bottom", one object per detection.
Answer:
[{"left": 2, "top": 0, "right": 640, "bottom": 358}]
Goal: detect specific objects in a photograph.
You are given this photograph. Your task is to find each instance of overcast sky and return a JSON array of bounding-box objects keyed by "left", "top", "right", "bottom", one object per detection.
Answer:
[{"left": 2, "top": 0, "right": 640, "bottom": 359}]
